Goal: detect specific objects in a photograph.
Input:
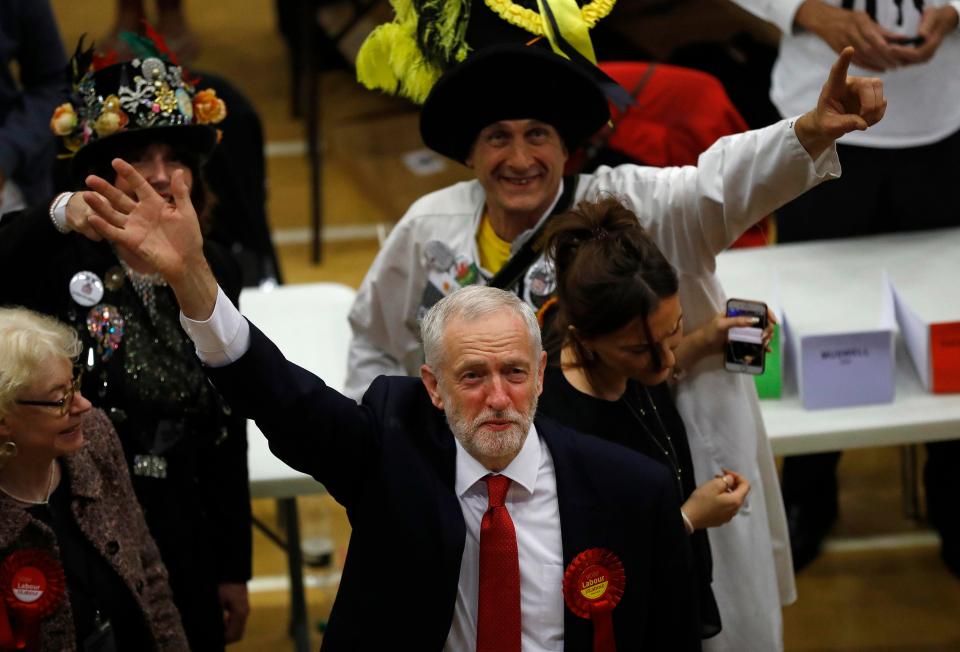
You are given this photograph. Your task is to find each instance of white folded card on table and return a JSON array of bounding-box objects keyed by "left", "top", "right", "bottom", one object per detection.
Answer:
[{"left": 882, "top": 228, "right": 960, "bottom": 394}]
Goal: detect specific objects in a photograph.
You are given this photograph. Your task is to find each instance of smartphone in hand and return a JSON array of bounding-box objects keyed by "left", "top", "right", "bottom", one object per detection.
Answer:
[
  {"left": 890, "top": 35, "right": 925, "bottom": 46},
  {"left": 724, "top": 298, "right": 767, "bottom": 375}
]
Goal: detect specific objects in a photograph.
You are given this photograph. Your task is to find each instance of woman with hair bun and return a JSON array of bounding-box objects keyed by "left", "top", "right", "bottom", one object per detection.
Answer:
[{"left": 539, "top": 196, "right": 763, "bottom": 641}]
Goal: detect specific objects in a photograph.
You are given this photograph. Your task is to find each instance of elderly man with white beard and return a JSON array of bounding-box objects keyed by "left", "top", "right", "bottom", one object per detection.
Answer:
[{"left": 78, "top": 158, "right": 704, "bottom": 650}]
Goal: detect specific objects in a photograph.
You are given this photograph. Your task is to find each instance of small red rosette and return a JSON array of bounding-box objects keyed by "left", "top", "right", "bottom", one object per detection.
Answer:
[
  {"left": 563, "top": 548, "right": 625, "bottom": 652},
  {"left": 0, "top": 549, "right": 66, "bottom": 650}
]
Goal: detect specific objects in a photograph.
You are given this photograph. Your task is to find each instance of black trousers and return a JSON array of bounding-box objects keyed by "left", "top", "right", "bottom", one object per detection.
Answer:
[{"left": 777, "top": 128, "right": 960, "bottom": 556}]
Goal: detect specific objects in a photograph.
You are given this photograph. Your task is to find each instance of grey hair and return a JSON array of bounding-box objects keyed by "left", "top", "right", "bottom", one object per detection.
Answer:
[
  {"left": 420, "top": 285, "right": 543, "bottom": 371},
  {"left": 0, "top": 307, "right": 83, "bottom": 418}
]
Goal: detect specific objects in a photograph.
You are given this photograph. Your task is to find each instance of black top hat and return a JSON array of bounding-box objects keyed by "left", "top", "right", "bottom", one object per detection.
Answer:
[
  {"left": 419, "top": 44, "right": 610, "bottom": 163},
  {"left": 51, "top": 38, "right": 227, "bottom": 183}
]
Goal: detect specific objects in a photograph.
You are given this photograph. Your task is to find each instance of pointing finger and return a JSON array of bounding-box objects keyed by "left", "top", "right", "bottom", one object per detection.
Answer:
[{"left": 826, "top": 46, "right": 855, "bottom": 97}]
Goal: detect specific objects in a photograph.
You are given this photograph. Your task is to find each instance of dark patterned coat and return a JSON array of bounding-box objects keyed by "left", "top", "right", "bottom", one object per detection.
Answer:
[{"left": 0, "top": 408, "right": 188, "bottom": 651}]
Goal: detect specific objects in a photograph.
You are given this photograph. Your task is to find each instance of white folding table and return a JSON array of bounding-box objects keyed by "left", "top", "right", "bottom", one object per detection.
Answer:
[{"left": 241, "top": 282, "right": 355, "bottom": 652}]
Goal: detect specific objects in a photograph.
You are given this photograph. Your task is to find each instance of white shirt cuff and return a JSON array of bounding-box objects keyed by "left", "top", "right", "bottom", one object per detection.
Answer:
[
  {"left": 786, "top": 115, "right": 841, "bottom": 180},
  {"left": 179, "top": 286, "right": 251, "bottom": 367}
]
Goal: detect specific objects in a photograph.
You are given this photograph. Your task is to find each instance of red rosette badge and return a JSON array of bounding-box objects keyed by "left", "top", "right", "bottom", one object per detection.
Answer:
[
  {"left": 563, "top": 548, "right": 625, "bottom": 652},
  {"left": 0, "top": 549, "right": 66, "bottom": 650}
]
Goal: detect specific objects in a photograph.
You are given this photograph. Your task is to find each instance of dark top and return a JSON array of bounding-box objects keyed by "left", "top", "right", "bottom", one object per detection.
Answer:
[
  {"left": 203, "top": 323, "right": 702, "bottom": 651},
  {"left": 539, "top": 362, "right": 722, "bottom": 639},
  {"left": 31, "top": 475, "right": 151, "bottom": 650}
]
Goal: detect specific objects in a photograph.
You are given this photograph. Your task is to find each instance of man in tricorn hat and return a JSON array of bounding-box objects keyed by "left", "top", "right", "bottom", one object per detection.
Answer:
[
  {"left": 345, "top": 42, "right": 886, "bottom": 651},
  {"left": 0, "top": 36, "right": 250, "bottom": 651}
]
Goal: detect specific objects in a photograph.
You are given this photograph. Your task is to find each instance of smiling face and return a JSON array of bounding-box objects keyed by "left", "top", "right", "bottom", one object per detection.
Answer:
[
  {"left": 0, "top": 357, "right": 92, "bottom": 464},
  {"left": 115, "top": 142, "right": 194, "bottom": 204},
  {"left": 584, "top": 294, "right": 684, "bottom": 387},
  {"left": 421, "top": 308, "right": 546, "bottom": 471},
  {"left": 467, "top": 119, "right": 568, "bottom": 235}
]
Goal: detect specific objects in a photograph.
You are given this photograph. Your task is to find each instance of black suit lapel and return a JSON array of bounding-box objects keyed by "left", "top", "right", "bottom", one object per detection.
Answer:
[
  {"left": 425, "top": 407, "right": 467, "bottom": 611},
  {"left": 537, "top": 418, "right": 619, "bottom": 650}
]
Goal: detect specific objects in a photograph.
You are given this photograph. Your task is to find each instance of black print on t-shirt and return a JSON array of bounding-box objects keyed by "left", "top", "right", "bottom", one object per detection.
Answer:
[{"left": 841, "top": 0, "right": 924, "bottom": 25}]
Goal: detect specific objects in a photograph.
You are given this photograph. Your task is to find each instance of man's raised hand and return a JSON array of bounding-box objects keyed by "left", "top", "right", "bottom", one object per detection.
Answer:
[
  {"left": 83, "top": 158, "right": 204, "bottom": 284},
  {"left": 794, "top": 47, "right": 886, "bottom": 159},
  {"left": 84, "top": 158, "right": 219, "bottom": 320}
]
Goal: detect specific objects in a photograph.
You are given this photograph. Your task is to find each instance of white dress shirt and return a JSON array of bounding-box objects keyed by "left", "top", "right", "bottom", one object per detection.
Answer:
[
  {"left": 180, "top": 289, "right": 566, "bottom": 649},
  {"left": 179, "top": 286, "right": 251, "bottom": 367},
  {"left": 445, "top": 428, "right": 564, "bottom": 652}
]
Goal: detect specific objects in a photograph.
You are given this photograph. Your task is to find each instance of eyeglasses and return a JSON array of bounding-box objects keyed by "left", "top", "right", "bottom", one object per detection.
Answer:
[{"left": 15, "top": 368, "right": 84, "bottom": 416}]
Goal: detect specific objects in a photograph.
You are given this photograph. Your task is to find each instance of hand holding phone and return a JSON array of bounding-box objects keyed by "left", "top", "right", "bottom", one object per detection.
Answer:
[{"left": 724, "top": 298, "right": 767, "bottom": 375}]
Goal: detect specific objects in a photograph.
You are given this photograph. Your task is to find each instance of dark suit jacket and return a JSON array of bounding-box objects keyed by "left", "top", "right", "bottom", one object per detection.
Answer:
[{"left": 210, "top": 324, "right": 701, "bottom": 651}]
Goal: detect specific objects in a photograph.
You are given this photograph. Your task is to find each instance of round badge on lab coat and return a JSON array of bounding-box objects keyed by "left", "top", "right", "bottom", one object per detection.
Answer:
[{"left": 69, "top": 271, "right": 105, "bottom": 307}]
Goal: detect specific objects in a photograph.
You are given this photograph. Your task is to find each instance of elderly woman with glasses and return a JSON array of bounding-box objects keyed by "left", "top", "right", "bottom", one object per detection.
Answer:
[{"left": 0, "top": 307, "right": 187, "bottom": 651}]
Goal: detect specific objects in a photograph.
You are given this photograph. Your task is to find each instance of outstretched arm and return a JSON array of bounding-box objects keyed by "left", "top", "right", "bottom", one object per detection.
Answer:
[
  {"left": 83, "top": 159, "right": 218, "bottom": 319},
  {"left": 793, "top": 46, "right": 886, "bottom": 160}
]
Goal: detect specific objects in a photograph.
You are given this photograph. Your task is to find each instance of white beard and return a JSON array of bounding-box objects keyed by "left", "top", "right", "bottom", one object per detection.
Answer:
[{"left": 443, "top": 391, "right": 537, "bottom": 464}]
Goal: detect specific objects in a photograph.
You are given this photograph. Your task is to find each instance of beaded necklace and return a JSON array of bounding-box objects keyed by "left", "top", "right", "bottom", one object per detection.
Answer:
[
  {"left": 621, "top": 384, "right": 684, "bottom": 498},
  {"left": 119, "top": 259, "right": 167, "bottom": 316}
]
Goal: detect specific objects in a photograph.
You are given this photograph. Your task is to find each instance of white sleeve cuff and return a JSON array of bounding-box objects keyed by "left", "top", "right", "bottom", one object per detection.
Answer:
[
  {"left": 179, "top": 286, "right": 251, "bottom": 367},
  {"left": 786, "top": 116, "right": 841, "bottom": 180},
  {"left": 810, "top": 141, "right": 840, "bottom": 179}
]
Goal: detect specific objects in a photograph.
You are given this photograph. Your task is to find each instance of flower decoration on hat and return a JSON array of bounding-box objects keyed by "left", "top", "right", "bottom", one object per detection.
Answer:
[
  {"left": 356, "top": 0, "right": 617, "bottom": 103},
  {"left": 49, "top": 104, "right": 78, "bottom": 137},
  {"left": 193, "top": 89, "right": 227, "bottom": 124},
  {"left": 51, "top": 26, "right": 227, "bottom": 164}
]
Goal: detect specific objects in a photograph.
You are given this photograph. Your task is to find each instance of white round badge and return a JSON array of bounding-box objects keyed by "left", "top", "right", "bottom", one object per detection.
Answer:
[{"left": 69, "top": 271, "right": 105, "bottom": 307}]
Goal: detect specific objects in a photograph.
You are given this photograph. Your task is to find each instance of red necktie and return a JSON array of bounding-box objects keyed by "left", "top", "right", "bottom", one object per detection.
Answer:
[{"left": 477, "top": 474, "right": 521, "bottom": 652}]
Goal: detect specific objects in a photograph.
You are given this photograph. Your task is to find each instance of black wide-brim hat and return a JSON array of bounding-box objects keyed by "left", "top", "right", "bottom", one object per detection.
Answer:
[
  {"left": 420, "top": 44, "right": 610, "bottom": 163},
  {"left": 71, "top": 123, "right": 217, "bottom": 182}
]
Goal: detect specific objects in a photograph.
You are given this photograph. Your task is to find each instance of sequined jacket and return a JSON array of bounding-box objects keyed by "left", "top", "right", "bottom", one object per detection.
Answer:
[
  {"left": 0, "top": 408, "right": 189, "bottom": 651},
  {"left": 0, "top": 204, "right": 251, "bottom": 647}
]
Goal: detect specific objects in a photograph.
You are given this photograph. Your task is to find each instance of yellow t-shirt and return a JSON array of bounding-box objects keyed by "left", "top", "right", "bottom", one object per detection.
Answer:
[{"left": 476, "top": 213, "right": 512, "bottom": 274}]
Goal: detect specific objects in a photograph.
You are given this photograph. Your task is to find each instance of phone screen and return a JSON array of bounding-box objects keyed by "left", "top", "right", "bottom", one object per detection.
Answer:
[{"left": 725, "top": 299, "right": 767, "bottom": 375}]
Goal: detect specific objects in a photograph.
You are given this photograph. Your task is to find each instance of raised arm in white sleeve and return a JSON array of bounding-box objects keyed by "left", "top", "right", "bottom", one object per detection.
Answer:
[{"left": 179, "top": 285, "right": 251, "bottom": 367}]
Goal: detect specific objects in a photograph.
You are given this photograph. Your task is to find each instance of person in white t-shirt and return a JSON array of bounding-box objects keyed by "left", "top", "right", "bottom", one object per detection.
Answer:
[{"left": 731, "top": 0, "right": 960, "bottom": 575}]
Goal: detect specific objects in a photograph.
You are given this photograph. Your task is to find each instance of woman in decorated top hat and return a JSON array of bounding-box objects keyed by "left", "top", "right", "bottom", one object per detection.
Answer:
[
  {"left": 0, "top": 32, "right": 250, "bottom": 651},
  {"left": 0, "top": 306, "right": 188, "bottom": 651}
]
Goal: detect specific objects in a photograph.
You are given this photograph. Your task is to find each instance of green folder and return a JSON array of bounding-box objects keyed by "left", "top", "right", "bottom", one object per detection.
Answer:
[{"left": 755, "top": 323, "right": 782, "bottom": 399}]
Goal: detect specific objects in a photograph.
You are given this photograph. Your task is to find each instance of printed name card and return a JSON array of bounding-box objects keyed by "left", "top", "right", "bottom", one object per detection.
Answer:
[{"left": 795, "top": 331, "right": 895, "bottom": 409}]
